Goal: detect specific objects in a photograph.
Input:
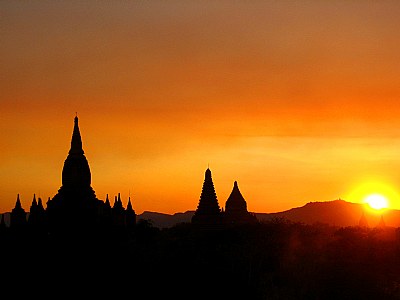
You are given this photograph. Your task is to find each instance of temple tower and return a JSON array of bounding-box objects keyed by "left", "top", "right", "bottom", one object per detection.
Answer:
[
  {"left": 46, "top": 116, "right": 103, "bottom": 233},
  {"left": 191, "top": 168, "right": 222, "bottom": 226},
  {"left": 223, "top": 181, "right": 257, "bottom": 225},
  {"left": 62, "top": 115, "right": 91, "bottom": 187}
]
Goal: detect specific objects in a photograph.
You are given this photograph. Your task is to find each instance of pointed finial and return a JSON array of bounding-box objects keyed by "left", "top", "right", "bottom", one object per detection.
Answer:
[
  {"left": 69, "top": 113, "right": 84, "bottom": 155},
  {"left": 15, "top": 194, "right": 22, "bottom": 209}
]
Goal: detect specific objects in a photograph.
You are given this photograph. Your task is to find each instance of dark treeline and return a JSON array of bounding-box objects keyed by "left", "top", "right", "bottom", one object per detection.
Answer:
[{"left": 2, "top": 219, "right": 400, "bottom": 300}]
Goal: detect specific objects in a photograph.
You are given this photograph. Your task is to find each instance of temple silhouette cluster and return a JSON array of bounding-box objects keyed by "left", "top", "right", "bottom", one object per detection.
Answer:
[
  {"left": 2, "top": 116, "right": 400, "bottom": 300},
  {"left": 192, "top": 168, "right": 257, "bottom": 228},
  {"left": 1, "top": 116, "right": 136, "bottom": 236},
  {"left": 0, "top": 115, "right": 257, "bottom": 236}
]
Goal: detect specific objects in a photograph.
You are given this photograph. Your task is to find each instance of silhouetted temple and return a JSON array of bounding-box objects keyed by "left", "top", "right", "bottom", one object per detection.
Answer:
[
  {"left": 224, "top": 181, "right": 257, "bottom": 225},
  {"left": 6, "top": 116, "right": 136, "bottom": 235},
  {"left": 191, "top": 168, "right": 222, "bottom": 227},
  {"left": 4, "top": 116, "right": 259, "bottom": 234},
  {"left": 46, "top": 116, "right": 103, "bottom": 233},
  {"left": 192, "top": 168, "right": 257, "bottom": 227}
]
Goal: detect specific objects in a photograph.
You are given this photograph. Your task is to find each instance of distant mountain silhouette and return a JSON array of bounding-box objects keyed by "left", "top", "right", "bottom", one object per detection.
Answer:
[
  {"left": 256, "top": 199, "right": 400, "bottom": 227},
  {"left": 138, "top": 211, "right": 195, "bottom": 228},
  {"left": 135, "top": 199, "right": 400, "bottom": 228},
  {"left": 4, "top": 199, "right": 400, "bottom": 229}
]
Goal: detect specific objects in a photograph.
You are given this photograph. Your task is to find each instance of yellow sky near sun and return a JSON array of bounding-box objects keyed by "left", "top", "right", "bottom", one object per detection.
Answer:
[{"left": 2, "top": 1, "right": 400, "bottom": 214}]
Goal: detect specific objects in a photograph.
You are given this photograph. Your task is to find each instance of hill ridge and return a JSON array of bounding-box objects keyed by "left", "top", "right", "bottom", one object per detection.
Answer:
[{"left": 3, "top": 199, "right": 400, "bottom": 229}]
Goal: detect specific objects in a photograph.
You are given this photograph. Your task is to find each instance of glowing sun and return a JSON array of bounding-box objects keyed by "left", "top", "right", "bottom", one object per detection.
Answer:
[{"left": 364, "top": 194, "right": 389, "bottom": 210}]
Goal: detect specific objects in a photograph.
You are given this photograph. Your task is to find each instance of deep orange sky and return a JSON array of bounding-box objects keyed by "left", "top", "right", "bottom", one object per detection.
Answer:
[{"left": 2, "top": 1, "right": 400, "bottom": 215}]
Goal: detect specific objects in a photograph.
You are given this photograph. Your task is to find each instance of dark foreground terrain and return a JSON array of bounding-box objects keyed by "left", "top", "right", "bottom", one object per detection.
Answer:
[{"left": 2, "top": 219, "right": 400, "bottom": 300}]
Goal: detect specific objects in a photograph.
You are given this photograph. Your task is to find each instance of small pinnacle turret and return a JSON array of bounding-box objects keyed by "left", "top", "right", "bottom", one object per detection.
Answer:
[
  {"left": 126, "top": 196, "right": 137, "bottom": 229},
  {"left": 10, "top": 194, "right": 27, "bottom": 229}
]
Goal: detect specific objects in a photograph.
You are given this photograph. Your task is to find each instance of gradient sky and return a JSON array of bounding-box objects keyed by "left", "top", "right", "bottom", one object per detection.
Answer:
[{"left": 2, "top": 1, "right": 400, "bottom": 215}]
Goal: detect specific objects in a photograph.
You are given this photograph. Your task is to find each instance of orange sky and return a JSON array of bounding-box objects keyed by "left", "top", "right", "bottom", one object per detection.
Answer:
[{"left": 2, "top": 1, "right": 400, "bottom": 214}]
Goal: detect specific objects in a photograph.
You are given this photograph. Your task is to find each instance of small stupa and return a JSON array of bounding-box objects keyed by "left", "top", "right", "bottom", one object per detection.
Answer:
[{"left": 223, "top": 181, "right": 258, "bottom": 225}]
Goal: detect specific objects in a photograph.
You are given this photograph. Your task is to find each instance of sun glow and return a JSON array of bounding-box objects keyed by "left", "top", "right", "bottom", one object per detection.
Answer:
[
  {"left": 364, "top": 194, "right": 389, "bottom": 210},
  {"left": 346, "top": 181, "right": 400, "bottom": 211}
]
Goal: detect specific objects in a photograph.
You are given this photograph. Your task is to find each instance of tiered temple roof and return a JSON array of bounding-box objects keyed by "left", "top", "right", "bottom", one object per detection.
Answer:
[
  {"left": 191, "top": 168, "right": 222, "bottom": 226},
  {"left": 192, "top": 169, "right": 257, "bottom": 227}
]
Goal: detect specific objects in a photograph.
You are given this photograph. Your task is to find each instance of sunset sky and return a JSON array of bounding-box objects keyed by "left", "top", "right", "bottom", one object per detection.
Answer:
[{"left": 2, "top": 1, "right": 400, "bottom": 215}]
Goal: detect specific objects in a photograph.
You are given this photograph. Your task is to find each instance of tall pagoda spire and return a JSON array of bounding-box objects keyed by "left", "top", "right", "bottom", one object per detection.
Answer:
[
  {"left": 61, "top": 115, "right": 91, "bottom": 187},
  {"left": 46, "top": 115, "right": 100, "bottom": 233},
  {"left": 191, "top": 168, "right": 222, "bottom": 226},
  {"left": 69, "top": 115, "right": 84, "bottom": 155}
]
